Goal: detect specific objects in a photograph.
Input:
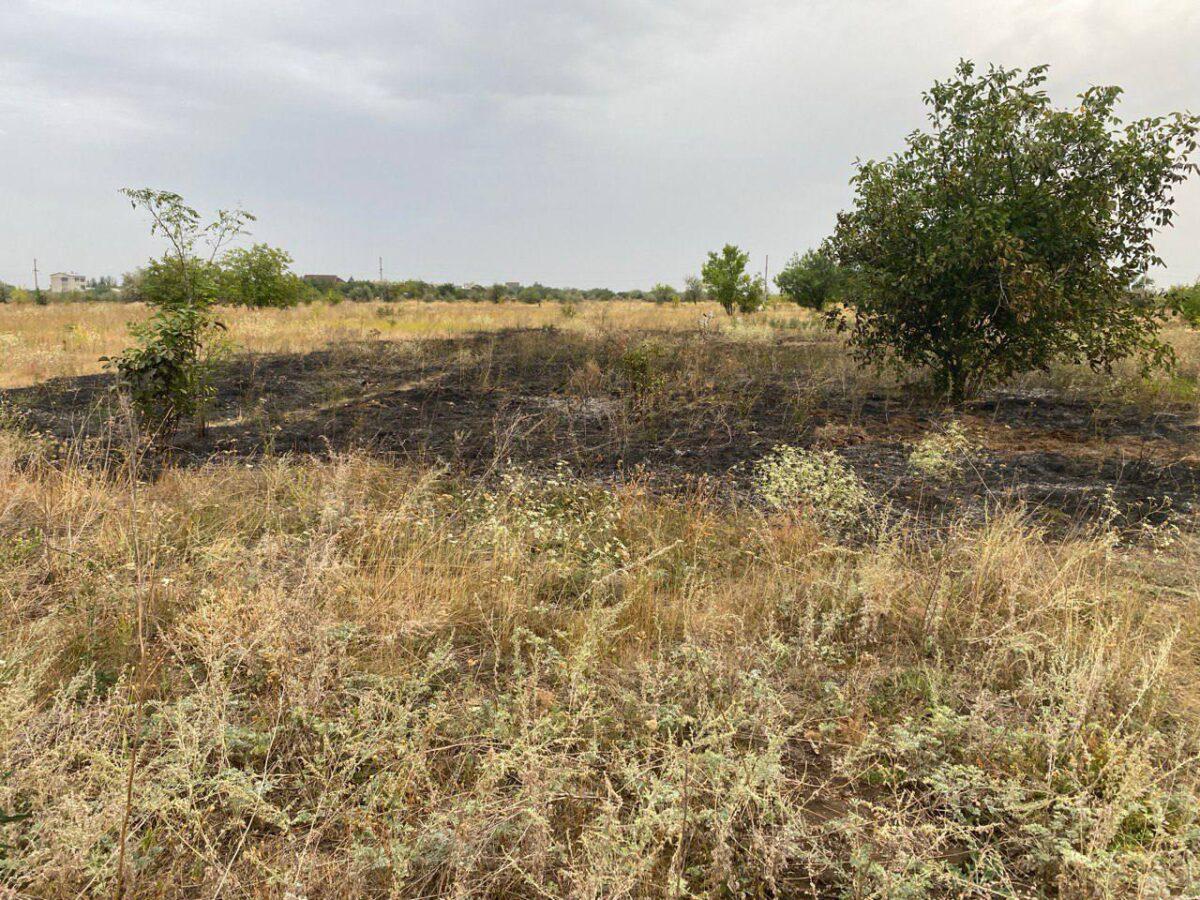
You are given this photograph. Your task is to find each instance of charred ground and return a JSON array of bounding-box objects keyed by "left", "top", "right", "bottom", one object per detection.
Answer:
[{"left": 6, "top": 326, "right": 1198, "bottom": 531}]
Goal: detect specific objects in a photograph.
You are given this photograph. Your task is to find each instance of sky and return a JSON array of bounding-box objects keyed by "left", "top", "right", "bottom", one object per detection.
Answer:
[{"left": 2, "top": 0, "right": 1198, "bottom": 289}]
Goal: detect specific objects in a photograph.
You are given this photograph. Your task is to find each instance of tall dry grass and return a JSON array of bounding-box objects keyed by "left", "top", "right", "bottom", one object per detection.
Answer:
[
  {"left": 1, "top": 422, "right": 1198, "bottom": 896},
  {"left": 0, "top": 300, "right": 819, "bottom": 389},
  {"left": 2, "top": 301, "right": 1199, "bottom": 895},
  {"left": 3, "top": 299, "right": 1195, "bottom": 419}
]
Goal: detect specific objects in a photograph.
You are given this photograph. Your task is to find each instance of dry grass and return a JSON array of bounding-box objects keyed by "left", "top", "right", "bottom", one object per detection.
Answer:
[
  {"left": 1, "top": 425, "right": 1199, "bottom": 896},
  {"left": 0, "top": 300, "right": 818, "bottom": 389},
  {"left": 1, "top": 301, "right": 1199, "bottom": 896}
]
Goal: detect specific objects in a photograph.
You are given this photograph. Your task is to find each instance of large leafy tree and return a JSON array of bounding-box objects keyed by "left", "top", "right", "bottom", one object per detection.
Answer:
[
  {"left": 219, "top": 243, "right": 306, "bottom": 308},
  {"left": 829, "top": 61, "right": 1198, "bottom": 400},
  {"left": 701, "top": 244, "right": 763, "bottom": 315}
]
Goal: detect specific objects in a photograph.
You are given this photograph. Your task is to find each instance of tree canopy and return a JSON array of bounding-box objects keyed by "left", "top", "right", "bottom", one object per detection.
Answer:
[
  {"left": 829, "top": 61, "right": 1199, "bottom": 400},
  {"left": 701, "top": 244, "right": 763, "bottom": 315}
]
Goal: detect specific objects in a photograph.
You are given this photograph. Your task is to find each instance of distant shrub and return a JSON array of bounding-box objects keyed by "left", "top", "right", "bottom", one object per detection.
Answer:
[
  {"left": 128, "top": 256, "right": 220, "bottom": 308},
  {"left": 775, "top": 246, "right": 847, "bottom": 311},
  {"left": 649, "top": 283, "right": 678, "bottom": 305},
  {"left": 908, "top": 421, "right": 975, "bottom": 481},
  {"left": 752, "top": 445, "right": 869, "bottom": 531}
]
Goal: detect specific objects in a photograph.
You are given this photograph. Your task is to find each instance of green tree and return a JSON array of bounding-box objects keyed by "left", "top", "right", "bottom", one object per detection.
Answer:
[
  {"left": 130, "top": 257, "right": 220, "bottom": 308},
  {"left": 86, "top": 276, "right": 117, "bottom": 300},
  {"left": 107, "top": 188, "right": 253, "bottom": 435},
  {"left": 830, "top": 61, "right": 1198, "bottom": 401},
  {"left": 701, "top": 244, "right": 763, "bottom": 315},
  {"left": 775, "top": 246, "right": 846, "bottom": 311},
  {"left": 0, "top": 281, "right": 12, "bottom": 303},
  {"left": 1166, "top": 281, "right": 1200, "bottom": 327},
  {"left": 650, "top": 282, "right": 679, "bottom": 304},
  {"left": 519, "top": 283, "right": 547, "bottom": 304},
  {"left": 219, "top": 244, "right": 306, "bottom": 308},
  {"left": 681, "top": 275, "right": 705, "bottom": 304}
]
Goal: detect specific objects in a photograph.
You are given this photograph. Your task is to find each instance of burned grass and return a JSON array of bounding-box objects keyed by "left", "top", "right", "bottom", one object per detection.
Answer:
[{"left": 6, "top": 327, "right": 1198, "bottom": 532}]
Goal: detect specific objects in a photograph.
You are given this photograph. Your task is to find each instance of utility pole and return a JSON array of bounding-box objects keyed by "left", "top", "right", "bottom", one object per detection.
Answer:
[
  {"left": 33, "top": 258, "right": 45, "bottom": 304},
  {"left": 378, "top": 256, "right": 383, "bottom": 283}
]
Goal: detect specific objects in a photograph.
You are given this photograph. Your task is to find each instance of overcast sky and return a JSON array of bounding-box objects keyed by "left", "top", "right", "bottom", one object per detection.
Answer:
[{"left": 2, "top": 0, "right": 1198, "bottom": 289}]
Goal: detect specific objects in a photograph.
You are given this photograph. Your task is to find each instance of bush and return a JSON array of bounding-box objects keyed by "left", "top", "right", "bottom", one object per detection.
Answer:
[
  {"left": 830, "top": 61, "right": 1199, "bottom": 401},
  {"left": 751, "top": 444, "right": 869, "bottom": 531},
  {"left": 649, "top": 282, "right": 678, "bottom": 305},
  {"left": 775, "top": 246, "right": 847, "bottom": 311},
  {"left": 617, "top": 340, "right": 669, "bottom": 396},
  {"left": 107, "top": 305, "right": 227, "bottom": 429},
  {"left": 127, "top": 256, "right": 220, "bottom": 308}
]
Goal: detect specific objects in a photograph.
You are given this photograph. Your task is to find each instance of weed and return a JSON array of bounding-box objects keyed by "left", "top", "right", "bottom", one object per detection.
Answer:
[
  {"left": 908, "top": 420, "right": 975, "bottom": 481},
  {"left": 751, "top": 443, "right": 870, "bottom": 531}
]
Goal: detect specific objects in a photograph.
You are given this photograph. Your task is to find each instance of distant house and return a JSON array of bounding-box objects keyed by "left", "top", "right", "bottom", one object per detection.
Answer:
[
  {"left": 303, "top": 274, "right": 345, "bottom": 289},
  {"left": 50, "top": 272, "right": 87, "bottom": 294}
]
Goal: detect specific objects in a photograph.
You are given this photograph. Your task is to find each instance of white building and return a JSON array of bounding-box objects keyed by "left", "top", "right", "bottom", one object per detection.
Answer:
[{"left": 49, "top": 272, "right": 87, "bottom": 294}]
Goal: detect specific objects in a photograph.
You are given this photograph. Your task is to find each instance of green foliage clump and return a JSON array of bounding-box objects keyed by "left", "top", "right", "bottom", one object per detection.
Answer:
[
  {"left": 218, "top": 243, "right": 309, "bottom": 308},
  {"left": 617, "top": 340, "right": 670, "bottom": 396},
  {"left": 701, "top": 244, "right": 764, "bottom": 315},
  {"left": 110, "top": 305, "right": 228, "bottom": 428},
  {"left": 649, "top": 283, "right": 678, "bottom": 305},
  {"left": 751, "top": 444, "right": 869, "bottom": 531},
  {"left": 829, "top": 61, "right": 1199, "bottom": 401},
  {"left": 127, "top": 256, "right": 220, "bottom": 308},
  {"left": 1166, "top": 281, "right": 1200, "bottom": 327},
  {"left": 775, "top": 245, "right": 847, "bottom": 311}
]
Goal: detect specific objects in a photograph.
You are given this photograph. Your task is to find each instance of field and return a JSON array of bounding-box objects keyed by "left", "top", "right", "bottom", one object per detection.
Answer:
[{"left": 3, "top": 300, "right": 1200, "bottom": 896}]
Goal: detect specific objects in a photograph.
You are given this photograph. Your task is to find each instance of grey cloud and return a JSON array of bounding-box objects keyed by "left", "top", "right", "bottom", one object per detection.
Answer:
[{"left": 2, "top": 0, "right": 1197, "bottom": 288}]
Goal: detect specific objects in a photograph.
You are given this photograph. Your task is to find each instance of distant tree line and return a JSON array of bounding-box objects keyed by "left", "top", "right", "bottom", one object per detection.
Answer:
[
  {"left": 304, "top": 277, "right": 709, "bottom": 306},
  {"left": 0, "top": 268, "right": 715, "bottom": 308}
]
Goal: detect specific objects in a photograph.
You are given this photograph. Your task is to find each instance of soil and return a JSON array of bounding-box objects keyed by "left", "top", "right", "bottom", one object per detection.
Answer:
[{"left": 5, "top": 329, "right": 1198, "bottom": 531}]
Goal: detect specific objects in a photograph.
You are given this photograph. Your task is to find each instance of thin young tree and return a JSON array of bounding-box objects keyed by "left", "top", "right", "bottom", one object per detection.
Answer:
[{"left": 108, "top": 189, "right": 253, "bottom": 435}]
